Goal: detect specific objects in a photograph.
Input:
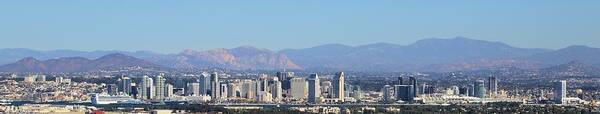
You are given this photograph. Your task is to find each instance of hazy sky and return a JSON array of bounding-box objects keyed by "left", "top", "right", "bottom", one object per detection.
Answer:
[{"left": 1, "top": 1, "right": 599, "bottom": 53}]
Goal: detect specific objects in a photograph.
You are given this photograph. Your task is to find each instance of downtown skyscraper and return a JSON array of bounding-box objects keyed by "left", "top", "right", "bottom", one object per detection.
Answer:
[
  {"left": 140, "top": 76, "right": 155, "bottom": 100},
  {"left": 307, "top": 73, "right": 321, "bottom": 103},
  {"left": 473, "top": 80, "right": 486, "bottom": 98},
  {"left": 118, "top": 76, "right": 132, "bottom": 95},
  {"left": 186, "top": 83, "right": 200, "bottom": 96},
  {"left": 290, "top": 77, "right": 307, "bottom": 100},
  {"left": 488, "top": 76, "right": 498, "bottom": 96},
  {"left": 199, "top": 73, "right": 211, "bottom": 95},
  {"left": 333, "top": 72, "right": 345, "bottom": 102},
  {"left": 409, "top": 77, "right": 418, "bottom": 97},
  {"left": 554, "top": 80, "right": 567, "bottom": 104},
  {"left": 210, "top": 72, "right": 221, "bottom": 100},
  {"left": 154, "top": 74, "right": 166, "bottom": 100}
]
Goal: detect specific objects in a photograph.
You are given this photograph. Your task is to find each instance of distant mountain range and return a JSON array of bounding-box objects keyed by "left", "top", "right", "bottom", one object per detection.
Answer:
[
  {"left": 0, "top": 53, "right": 161, "bottom": 72},
  {"left": 162, "top": 46, "right": 301, "bottom": 70},
  {"left": 2, "top": 37, "right": 600, "bottom": 72},
  {"left": 281, "top": 37, "right": 551, "bottom": 71}
]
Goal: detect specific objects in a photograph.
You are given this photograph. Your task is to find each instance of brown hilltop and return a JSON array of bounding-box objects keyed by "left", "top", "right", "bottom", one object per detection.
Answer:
[
  {"left": 168, "top": 46, "right": 302, "bottom": 70},
  {"left": 0, "top": 53, "right": 162, "bottom": 72}
]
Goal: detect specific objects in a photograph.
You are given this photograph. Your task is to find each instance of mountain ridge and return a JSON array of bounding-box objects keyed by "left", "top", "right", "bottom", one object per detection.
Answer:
[
  {"left": 1, "top": 37, "right": 600, "bottom": 72},
  {"left": 0, "top": 53, "right": 162, "bottom": 72}
]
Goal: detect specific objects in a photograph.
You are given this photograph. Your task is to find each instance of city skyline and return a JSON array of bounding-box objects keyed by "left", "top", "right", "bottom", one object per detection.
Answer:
[
  {"left": 1, "top": 1, "right": 599, "bottom": 113},
  {"left": 1, "top": 1, "right": 599, "bottom": 53}
]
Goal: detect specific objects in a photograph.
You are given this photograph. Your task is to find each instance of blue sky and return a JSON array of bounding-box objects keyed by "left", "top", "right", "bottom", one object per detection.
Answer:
[{"left": 0, "top": 1, "right": 599, "bottom": 53}]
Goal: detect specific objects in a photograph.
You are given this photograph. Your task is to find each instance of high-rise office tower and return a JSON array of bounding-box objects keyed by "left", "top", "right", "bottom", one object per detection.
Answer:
[
  {"left": 488, "top": 76, "right": 498, "bottom": 96},
  {"left": 119, "top": 77, "right": 132, "bottom": 95},
  {"left": 174, "top": 78, "right": 185, "bottom": 89},
  {"left": 394, "top": 85, "right": 414, "bottom": 102},
  {"left": 107, "top": 84, "right": 118, "bottom": 96},
  {"left": 382, "top": 85, "right": 393, "bottom": 102},
  {"left": 277, "top": 72, "right": 294, "bottom": 90},
  {"left": 186, "top": 83, "right": 200, "bottom": 96},
  {"left": 270, "top": 77, "right": 283, "bottom": 101},
  {"left": 397, "top": 77, "right": 404, "bottom": 85},
  {"left": 131, "top": 84, "right": 138, "bottom": 99},
  {"left": 473, "top": 80, "right": 486, "bottom": 98},
  {"left": 199, "top": 73, "right": 211, "bottom": 95},
  {"left": 241, "top": 80, "right": 256, "bottom": 99},
  {"left": 554, "top": 80, "right": 567, "bottom": 104},
  {"left": 141, "top": 76, "right": 155, "bottom": 99},
  {"left": 257, "top": 75, "right": 269, "bottom": 93},
  {"left": 210, "top": 72, "right": 221, "bottom": 100},
  {"left": 468, "top": 84, "right": 475, "bottom": 96},
  {"left": 290, "top": 77, "right": 307, "bottom": 100},
  {"left": 154, "top": 74, "right": 166, "bottom": 100},
  {"left": 321, "top": 81, "right": 332, "bottom": 98},
  {"left": 409, "top": 77, "right": 417, "bottom": 97},
  {"left": 256, "top": 75, "right": 272, "bottom": 102},
  {"left": 165, "top": 84, "right": 174, "bottom": 98},
  {"left": 333, "top": 72, "right": 345, "bottom": 102},
  {"left": 227, "top": 83, "right": 240, "bottom": 98},
  {"left": 307, "top": 73, "right": 321, "bottom": 103},
  {"left": 220, "top": 84, "right": 228, "bottom": 99}
]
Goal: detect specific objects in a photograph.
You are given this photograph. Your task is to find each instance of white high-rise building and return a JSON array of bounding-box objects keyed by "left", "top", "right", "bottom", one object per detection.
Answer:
[
  {"left": 382, "top": 85, "right": 393, "bottom": 102},
  {"left": 227, "top": 83, "right": 240, "bottom": 98},
  {"left": 165, "top": 84, "right": 174, "bottom": 98},
  {"left": 241, "top": 80, "right": 256, "bottom": 99},
  {"left": 257, "top": 75, "right": 270, "bottom": 92},
  {"left": 333, "top": 72, "right": 345, "bottom": 102},
  {"left": 554, "top": 80, "right": 567, "bottom": 104},
  {"left": 270, "top": 77, "right": 283, "bottom": 102},
  {"left": 140, "top": 76, "right": 155, "bottom": 100},
  {"left": 307, "top": 73, "right": 321, "bottom": 103},
  {"left": 321, "top": 81, "right": 332, "bottom": 97},
  {"left": 290, "top": 77, "right": 308, "bottom": 100},
  {"left": 220, "top": 84, "right": 228, "bottom": 99},
  {"left": 154, "top": 74, "right": 166, "bottom": 100},
  {"left": 186, "top": 83, "right": 200, "bottom": 96},
  {"left": 256, "top": 75, "right": 272, "bottom": 102}
]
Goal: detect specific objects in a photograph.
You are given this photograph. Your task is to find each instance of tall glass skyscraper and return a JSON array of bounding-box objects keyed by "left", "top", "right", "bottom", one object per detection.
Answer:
[
  {"left": 473, "top": 80, "right": 486, "bottom": 98},
  {"left": 553, "top": 80, "right": 566, "bottom": 104},
  {"left": 210, "top": 72, "right": 221, "bottom": 100},
  {"left": 119, "top": 76, "right": 132, "bottom": 95},
  {"left": 307, "top": 73, "right": 321, "bottom": 103},
  {"left": 276, "top": 72, "right": 294, "bottom": 90},
  {"left": 488, "top": 76, "right": 498, "bottom": 96},
  {"left": 409, "top": 77, "right": 417, "bottom": 97},
  {"left": 199, "top": 73, "right": 211, "bottom": 95},
  {"left": 394, "top": 85, "right": 414, "bottom": 102}
]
